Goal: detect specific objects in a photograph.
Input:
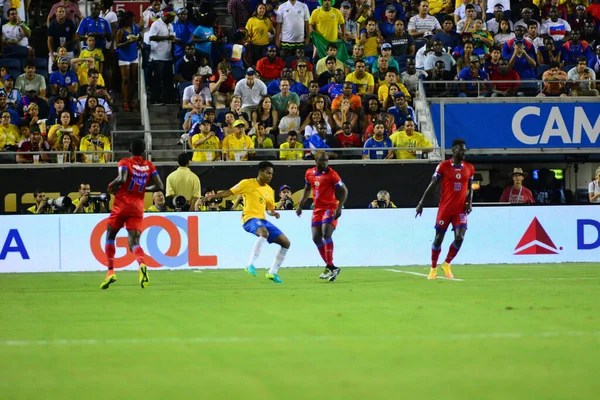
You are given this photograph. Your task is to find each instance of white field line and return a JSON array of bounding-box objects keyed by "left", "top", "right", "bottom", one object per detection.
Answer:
[
  {"left": 384, "top": 269, "right": 464, "bottom": 281},
  {"left": 1, "top": 331, "right": 599, "bottom": 347}
]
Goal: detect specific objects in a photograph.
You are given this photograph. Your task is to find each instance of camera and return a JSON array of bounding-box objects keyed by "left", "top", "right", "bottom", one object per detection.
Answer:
[
  {"left": 46, "top": 196, "right": 72, "bottom": 211},
  {"left": 377, "top": 200, "right": 387, "bottom": 208},
  {"left": 166, "top": 195, "right": 187, "bottom": 210},
  {"left": 208, "top": 198, "right": 220, "bottom": 204},
  {"left": 88, "top": 193, "right": 110, "bottom": 203},
  {"left": 281, "top": 196, "right": 294, "bottom": 210}
]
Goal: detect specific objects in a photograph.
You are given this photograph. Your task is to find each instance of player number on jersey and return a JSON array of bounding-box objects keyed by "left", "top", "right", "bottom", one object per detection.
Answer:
[{"left": 129, "top": 170, "right": 149, "bottom": 192}]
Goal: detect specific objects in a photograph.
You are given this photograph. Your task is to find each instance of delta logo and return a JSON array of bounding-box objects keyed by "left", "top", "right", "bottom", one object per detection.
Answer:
[{"left": 514, "top": 217, "right": 561, "bottom": 255}]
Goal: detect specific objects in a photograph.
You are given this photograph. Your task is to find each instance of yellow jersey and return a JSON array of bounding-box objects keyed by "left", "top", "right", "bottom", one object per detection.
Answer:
[
  {"left": 279, "top": 142, "right": 304, "bottom": 160},
  {"left": 72, "top": 197, "right": 98, "bottom": 213},
  {"left": 47, "top": 124, "right": 80, "bottom": 149},
  {"left": 77, "top": 68, "right": 106, "bottom": 86},
  {"left": 389, "top": 130, "right": 433, "bottom": 159},
  {"left": 146, "top": 205, "right": 174, "bottom": 212},
  {"left": 27, "top": 204, "right": 55, "bottom": 214},
  {"left": 0, "top": 124, "right": 22, "bottom": 149},
  {"left": 79, "top": 48, "right": 105, "bottom": 70},
  {"left": 309, "top": 7, "right": 344, "bottom": 42},
  {"left": 245, "top": 16, "right": 273, "bottom": 46},
  {"left": 191, "top": 133, "right": 221, "bottom": 162},
  {"left": 359, "top": 34, "right": 379, "bottom": 57},
  {"left": 229, "top": 178, "right": 276, "bottom": 224},
  {"left": 222, "top": 134, "right": 254, "bottom": 161},
  {"left": 345, "top": 71, "right": 374, "bottom": 95},
  {"left": 377, "top": 83, "right": 411, "bottom": 104},
  {"left": 79, "top": 134, "right": 111, "bottom": 163}
]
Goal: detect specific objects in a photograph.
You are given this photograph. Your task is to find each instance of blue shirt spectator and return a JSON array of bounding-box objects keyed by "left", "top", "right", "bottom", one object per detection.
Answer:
[
  {"left": 387, "top": 93, "right": 416, "bottom": 128},
  {"left": 172, "top": 9, "right": 196, "bottom": 59},
  {"left": 320, "top": 82, "right": 357, "bottom": 99},
  {"left": 49, "top": 58, "right": 79, "bottom": 94},
  {"left": 193, "top": 24, "right": 214, "bottom": 55},
  {"left": 561, "top": 37, "right": 593, "bottom": 65},
  {"left": 363, "top": 135, "right": 392, "bottom": 159},
  {"left": 267, "top": 79, "right": 310, "bottom": 96},
  {"left": 76, "top": 13, "right": 112, "bottom": 50}
]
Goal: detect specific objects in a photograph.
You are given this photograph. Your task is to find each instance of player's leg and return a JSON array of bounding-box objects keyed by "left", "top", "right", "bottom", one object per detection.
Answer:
[
  {"left": 268, "top": 231, "right": 290, "bottom": 284},
  {"left": 100, "top": 215, "right": 123, "bottom": 289},
  {"left": 441, "top": 226, "right": 466, "bottom": 279},
  {"left": 127, "top": 229, "right": 150, "bottom": 288},
  {"left": 312, "top": 225, "right": 330, "bottom": 279},
  {"left": 428, "top": 229, "right": 446, "bottom": 280},
  {"left": 321, "top": 222, "right": 341, "bottom": 282},
  {"left": 243, "top": 218, "right": 269, "bottom": 276}
]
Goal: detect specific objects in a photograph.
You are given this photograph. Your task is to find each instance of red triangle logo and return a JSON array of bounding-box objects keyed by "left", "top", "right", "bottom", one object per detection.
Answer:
[{"left": 514, "top": 217, "right": 559, "bottom": 255}]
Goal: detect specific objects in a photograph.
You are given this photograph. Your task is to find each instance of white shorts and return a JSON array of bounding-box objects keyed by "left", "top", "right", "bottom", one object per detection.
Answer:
[{"left": 118, "top": 60, "right": 139, "bottom": 67}]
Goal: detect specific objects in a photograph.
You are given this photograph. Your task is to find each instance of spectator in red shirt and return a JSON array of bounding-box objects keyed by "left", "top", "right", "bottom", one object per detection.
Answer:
[
  {"left": 500, "top": 168, "right": 536, "bottom": 204},
  {"left": 255, "top": 45, "right": 286, "bottom": 83},
  {"left": 587, "top": 0, "right": 600, "bottom": 24},
  {"left": 209, "top": 61, "right": 237, "bottom": 108},
  {"left": 16, "top": 124, "right": 51, "bottom": 163},
  {"left": 490, "top": 59, "right": 524, "bottom": 97},
  {"left": 334, "top": 122, "right": 361, "bottom": 159}
]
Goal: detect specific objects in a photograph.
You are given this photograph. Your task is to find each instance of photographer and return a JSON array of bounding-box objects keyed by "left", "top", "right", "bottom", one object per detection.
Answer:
[
  {"left": 276, "top": 184, "right": 295, "bottom": 210},
  {"left": 71, "top": 183, "right": 108, "bottom": 213},
  {"left": 147, "top": 191, "right": 175, "bottom": 212},
  {"left": 196, "top": 187, "right": 222, "bottom": 211},
  {"left": 166, "top": 153, "right": 201, "bottom": 211},
  {"left": 26, "top": 189, "right": 54, "bottom": 214},
  {"left": 368, "top": 190, "right": 397, "bottom": 208}
]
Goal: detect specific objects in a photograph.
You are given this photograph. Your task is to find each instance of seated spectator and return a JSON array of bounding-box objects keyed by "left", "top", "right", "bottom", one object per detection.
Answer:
[
  {"left": 490, "top": 59, "right": 524, "bottom": 97},
  {"left": 2, "top": 7, "right": 33, "bottom": 58},
  {"left": 278, "top": 102, "right": 302, "bottom": 135},
  {"left": 174, "top": 44, "right": 199, "bottom": 84},
  {"left": 82, "top": 105, "right": 111, "bottom": 138},
  {"left": 252, "top": 96, "right": 279, "bottom": 135},
  {"left": 425, "top": 60, "right": 455, "bottom": 96},
  {"left": 48, "top": 110, "right": 80, "bottom": 149},
  {"left": 541, "top": 0, "right": 568, "bottom": 21},
  {"left": 54, "top": 132, "right": 77, "bottom": 163},
  {"left": 401, "top": 58, "right": 428, "bottom": 97},
  {"left": 16, "top": 124, "right": 51, "bottom": 163},
  {"left": 487, "top": 5, "right": 512, "bottom": 35},
  {"left": 289, "top": 48, "right": 314, "bottom": 73},
  {"left": 304, "top": 122, "right": 334, "bottom": 158},
  {"left": 319, "top": 56, "right": 340, "bottom": 87},
  {"left": 79, "top": 36, "right": 105, "bottom": 72},
  {"left": 182, "top": 74, "right": 212, "bottom": 110},
  {"left": 500, "top": 168, "right": 535, "bottom": 204},
  {"left": 19, "top": 89, "right": 51, "bottom": 119},
  {"left": 582, "top": 22, "right": 599, "bottom": 49},
  {"left": 456, "top": 5, "right": 478, "bottom": 33},
  {"left": 334, "top": 122, "right": 362, "bottom": 157},
  {"left": 292, "top": 61, "right": 313, "bottom": 89},
  {"left": 371, "top": 56, "right": 399, "bottom": 90},
  {"left": 300, "top": 81, "right": 331, "bottom": 119},
  {"left": 190, "top": 119, "right": 221, "bottom": 162},
  {"left": 1, "top": 75, "right": 21, "bottom": 108},
  {"left": 222, "top": 112, "right": 237, "bottom": 137},
  {"left": 389, "top": 118, "right": 433, "bottom": 159},
  {"left": 147, "top": 191, "right": 174, "bottom": 212},
  {"left": 50, "top": 46, "right": 70, "bottom": 72},
  {"left": 303, "top": 110, "right": 329, "bottom": 138},
  {"left": 0, "top": 111, "right": 23, "bottom": 153},
  {"left": 251, "top": 122, "right": 275, "bottom": 157},
  {"left": 484, "top": 46, "right": 503, "bottom": 75},
  {"left": 458, "top": 55, "right": 490, "bottom": 97},
  {"left": 332, "top": 98, "right": 358, "bottom": 132},
  {"left": 374, "top": 44, "right": 401, "bottom": 75},
  {"left": 50, "top": 57, "right": 79, "bottom": 96},
  {"left": 537, "top": 37, "right": 562, "bottom": 66},
  {"left": 22, "top": 103, "right": 42, "bottom": 129},
  {"left": 267, "top": 67, "right": 309, "bottom": 97},
  {"left": 316, "top": 44, "right": 346, "bottom": 76},
  {"left": 493, "top": 19, "right": 515, "bottom": 46},
  {"left": 408, "top": 1, "right": 442, "bottom": 39},
  {"left": 589, "top": 166, "right": 600, "bottom": 204},
  {"left": 216, "top": 95, "right": 250, "bottom": 127},
  {"left": 202, "top": 107, "right": 223, "bottom": 139},
  {"left": 345, "top": 45, "right": 373, "bottom": 75},
  {"left": 470, "top": 19, "right": 494, "bottom": 54},
  {"left": 15, "top": 60, "right": 48, "bottom": 100},
  {"left": 589, "top": 45, "right": 600, "bottom": 74},
  {"left": 501, "top": 26, "right": 536, "bottom": 60},
  {"left": 456, "top": 41, "right": 476, "bottom": 71},
  {"left": 380, "top": 5, "right": 400, "bottom": 38},
  {"left": 454, "top": 0, "right": 483, "bottom": 25},
  {"left": 359, "top": 18, "right": 383, "bottom": 58},
  {"left": 222, "top": 120, "right": 255, "bottom": 161},
  {"left": 382, "top": 83, "right": 401, "bottom": 109},
  {"left": 514, "top": 7, "right": 540, "bottom": 31},
  {"left": 507, "top": 39, "right": 537, "bottom": 88},
  {"left": 387, "top": 93, "right": 417, "bottom": 129},
  {"left": 279, "top": 131, "right": 304, "bottom": 160},
  {"left": 367, "top": 190, "right": 397, "bottom": 208},
  {"left": 415, "top": 31, "right": 436, "bottom": 69},
  {"left": 424, "top": 39, "right": 456, "bottom": 72},
  {"left": 322, "top": 71, "right": 356, "bottom": 102},
  {"left": 363, "top": 97, "right": 394, "bottom": 140},
  {"left": 539, "top": 62, "right": 569, "bottom": 97},
  {"left": 0, "top": 92, "right": 21, "bottom": 125},
  {"left": 182, "top": 95, "right": 204, "bottom": 131},
  {"left": 256, "top": 45, "right": 286, "bottom": 83},
  {"left": 302, "top": 96, "right": 333, "bottom": 134},
  {"left": 72, "top": 60, "right": 106, "bottom": 88},
  {"left": 47, "top": 98, "right": 67, "bottom": 125},
  {"left": 233, "top": 68, "right": 268, "bottom": 114},
  {"left": 569, "top": 5, "right": 593, "bottom": 32},
  {"left": 209, "top": 61, "right": 236, "bottom": 109},
  {"left": 389, "top": 20, "right": 417, "bottom": 56},
  {"left": 434, "top": 17, "right": 461, "bottom": 51},
  {"left": 345, "top": 59, "right": 375, "bottom": 95},
  {"left": 568, "top": 56, "right": 599, "bottom": 96},
  {"left": 79, "top": 121, "right": 111, "bottom": 163},
  {"left": 363, "top": 121, "right": 393, "bottom": 160},
  {"left": 78, "top": 96, "right": 100, "bottom": 126},
  {"left": 272, "top": 79, "right": 300, "bottom": 117},
  {"left": 541, "top": 6, "right": 571, "bottom": 42},
  {"left": 561, "top": 30, "right": 593, "bottom": 66},
  {"left": 76, "top": 91, "right": 111, "bottom": 121},
  {"left": 197, "top": 55, "right": 213, "bottom": 82},
  {"left": 54, "top": 86, "right": 78, "bottom": 117},
  {"left": 525, "top": 22, "right": 544, "bottom": 51}
]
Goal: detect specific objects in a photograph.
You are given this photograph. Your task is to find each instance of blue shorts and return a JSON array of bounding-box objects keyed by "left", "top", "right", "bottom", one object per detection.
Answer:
[{"left": 243, "top": 218, "right": 284, "bottom": 243}]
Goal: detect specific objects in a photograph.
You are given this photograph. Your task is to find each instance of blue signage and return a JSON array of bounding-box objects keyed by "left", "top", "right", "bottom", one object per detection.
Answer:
[{"left": 430, "top": 102, "right": 600, "bottom": 149}]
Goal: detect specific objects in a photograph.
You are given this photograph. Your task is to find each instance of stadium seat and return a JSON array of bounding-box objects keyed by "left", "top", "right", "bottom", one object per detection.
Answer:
[
  {"left": 3, "top": 46, "right": 28, "bottom": 64},
  {"left": 8, "top": 68, "right": 21, "bottom": 80},
  {"left": 536, "top": 65, "right": 549, "bottom": 79},
  {"left": 0, "top": 58, "right": 23, "bottom": 72},
  {"left": 31, "top": 58, "right": 49, "bottom": 72},
  {"left": 276, "top": 133, "right": 288, "bottom": 147},
  {"left": 414, "top": 41, "right": 426, "bottom": 53}
]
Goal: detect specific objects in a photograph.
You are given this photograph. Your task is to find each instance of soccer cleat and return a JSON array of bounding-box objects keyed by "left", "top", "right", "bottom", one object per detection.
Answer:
[
  {"left": 328, "top": 267, "right": 341, "bottom": 282},
  {"left": 319, "top": 268, "right": 332, "bottom": 279},
  {"left": 441, "top": 262, "right": 454, "bottom": 279},
  {"left": 100, "top": 272, "right": 117, "bottom": 289},
  {"left": 139, "top": 264, "right": 149, "bottom": 288},
  {"left": 245, "top": 265, "right": 257, "bottom": 276},
  {"left": 266, "top": 273, "right": 283, "bottom": 284},
  {"left": 427, "top": 268, "right": 437, "bottom": 280}
]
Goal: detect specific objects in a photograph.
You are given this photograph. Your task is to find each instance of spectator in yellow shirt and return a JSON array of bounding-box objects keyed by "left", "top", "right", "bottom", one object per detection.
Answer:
[
  {"left": 190, "top": 120, "right": 221, "bottom": 162},
  {"left": 79, "top": 121, "right": 111, "bottom": 163},
  {"left": 0, "top": 111, "right": 22, "bottom": 151},
  {"left": 345, "top": 59, "right": 375, "bottom": 94},
  {"left": 309, "top": 0, "right": 345, "bottom": 43},
  {"left": 71, "top": 58, "right": 106, "bottom": 86},
  {"left": 79, "top": 36, "right": 104, "bottom": 72},
  {"left": 388, "top": 118, "right": 433, "bottom": 159},
  {"left": 222, "top": 119, "right": 255, "bottom": 161},
  {"left": 245, "top": 3, "right": 275, "bottom": 64},
  {"left": 378, "top": 70, "right": 411, "bottom": 104},
  {"left": 279, "top": 130, "right": 304, "bottom": 160}
]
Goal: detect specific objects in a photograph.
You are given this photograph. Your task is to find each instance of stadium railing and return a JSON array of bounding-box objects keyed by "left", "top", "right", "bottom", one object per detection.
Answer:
[{"left": 137, "top": 51, "right": 153, "bottom": 160}]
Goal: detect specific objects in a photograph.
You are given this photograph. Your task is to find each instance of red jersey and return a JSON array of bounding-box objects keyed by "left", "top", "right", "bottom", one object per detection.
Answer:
[
  {"left": 305, "top": 166, "right": 343, "bottom": 209},
  {"left": 435, "top": 159, "right": 475, "bottom": 214},
  {"left": 114, "top": 156, "right": 157, "bottom": 208}
]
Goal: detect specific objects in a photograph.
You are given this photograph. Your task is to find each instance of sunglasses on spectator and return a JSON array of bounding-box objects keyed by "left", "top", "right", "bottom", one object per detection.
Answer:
[{"left": 298, "top": 64, "right": 307, "bottom": 67}]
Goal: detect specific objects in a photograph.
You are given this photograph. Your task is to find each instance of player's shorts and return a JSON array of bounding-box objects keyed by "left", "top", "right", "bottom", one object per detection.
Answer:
[
  {"left": 312, "top": 207, "right": 338, "bottom": 229},
  {"left": 243, "top": 218, "right": 284, "bottom": 243},
  {"left": 435, "top": 210, "right": 468, "bottom": 232},
  {"left": 107, "top": 204, "right": 144, "bottom": 232}
]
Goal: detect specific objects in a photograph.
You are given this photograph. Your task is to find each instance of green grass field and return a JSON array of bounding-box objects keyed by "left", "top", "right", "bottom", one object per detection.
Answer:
[{"left": 1, "top": 264, "right": 599, "bottom": 400}]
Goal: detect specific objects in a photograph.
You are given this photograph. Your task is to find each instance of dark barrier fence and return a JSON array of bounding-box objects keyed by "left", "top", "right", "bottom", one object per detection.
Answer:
[{"left": 0, "top": 164, "right": 436, "bottom": 214}]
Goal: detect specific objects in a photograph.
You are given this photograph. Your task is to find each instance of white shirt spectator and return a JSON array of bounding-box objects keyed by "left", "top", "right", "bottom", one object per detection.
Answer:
[
  {"left": 454, "top": 4, "right": 482, "bottom": 20},
  {"left": 487, "top": 18, "right": 512, "bottom": 35},
  {"left": 401, "top": 70, "right": 428, "bottom": 94},
  {"left": 589, "top": 180, "right": 600, "bottom": 203},
  {"left": 407, "top": 15, "right": 441, "bottom": 34},
  {"left": 541, "top": 19, "right": 571, "bottom": 42},
  {"left": 276, "top": 0, "right": 311, "bottom": 43},
  {"left": 234, "top": 78, "right": 268, "bottom": 109},
  {"left": 76, "top": 97, "right": 112, "bottom": 116},
  {"left": 148, "top": 18, "right": 174, "bottom": 61},
  {"left": 494, "top": 32, "right": 515, "bottom": 46},
  {"left": 415, "top": 45, "right": 433, "bottom": 69},
  {"left": 567, "top": 66, "right": 596, "bottom": 91},
  {"left": 457, "top": 17, "right": 486, "bottom": 33},
  {"left": 2, "top": 21, "right": 29, "bottom": 47},
  {"left": 100, "top": 9, "right": 118, "bottom": 49},
  {"left": 143, "top": 7, "right": 164, "bottom": 45},
  {"left": 485, "top": 0, "right": 510, "bottom": 15},
  {"left": 183, "top": 85, "right": 212, "bottom": 106},
  {"left": 15, "top": 73, "right": 46, "bottom": 96},
  {"left": 424, "top": 53, "right": 456, "bottom": 71},
  {"left": 514, "top": 19, "right": 541, "bottom": 31}
]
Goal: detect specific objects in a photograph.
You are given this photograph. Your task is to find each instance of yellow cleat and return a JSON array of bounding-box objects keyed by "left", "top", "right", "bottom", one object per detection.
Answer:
[
  {"left": 100, "top": 273, "right": 117, "bottom": 290},
  {"left": 139, "top": 264, "right": 149, "bottom": 288},
  {"left": 427, "top": 268, "right": 437, "bottom": 280},
  {"left": 441, "top": 262, "right": 454, "bottom": 279}
]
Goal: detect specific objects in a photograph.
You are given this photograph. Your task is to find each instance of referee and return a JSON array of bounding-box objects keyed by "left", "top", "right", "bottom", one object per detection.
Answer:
[{"left": 166, "top": 153, "right": 201, "bottom": 211}]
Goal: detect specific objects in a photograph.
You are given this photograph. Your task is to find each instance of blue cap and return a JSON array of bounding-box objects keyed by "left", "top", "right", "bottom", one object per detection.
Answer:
[
  {"left": 59, "top": 57, "right": 69, "bottom": 63},
  {"left": 3, "top": 74, "right": 13, "bottom": 81},
  {"left": 279, "top": 184, "right": 291, "bottom": 192},
  {"left": 381, "top": 43, "right": 392, "bottom": 50},
  {"left": 394, "top": 92, "right": 405, "bottom": 99},
  {"left": 246, "top": 68, "right": 256, "bottom": 76}
]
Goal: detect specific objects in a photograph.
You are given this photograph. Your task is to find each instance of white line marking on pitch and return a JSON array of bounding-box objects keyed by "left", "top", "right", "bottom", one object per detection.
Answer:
[
  {"left": 1, "top": 331, "right": 598, "bottom": 347},
  {"left": 384, "top": 269, "right": 464, "bottom": 281}
]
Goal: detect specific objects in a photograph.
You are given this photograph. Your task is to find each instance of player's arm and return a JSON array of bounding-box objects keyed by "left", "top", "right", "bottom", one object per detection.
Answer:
[
  {"left": 465, "top": 176, "right": 474, "bottom": 214},
  {"left": 415, "top": 175, "right": 440, "bottom": 217},
  {"left": 334, "top": 183, "right": 348, "bottom": 219},
  {"left": 108, "top": 167, "right": 128, "bottom": 194},
  {"left": 295, "top": 182, "right": 312, "bottom": 217},
  {"left": 204, "top": 189, "right": 234, "bottom": 201},
  {"left": 145, "top": 172, "right": 165, "bottom": 193}
]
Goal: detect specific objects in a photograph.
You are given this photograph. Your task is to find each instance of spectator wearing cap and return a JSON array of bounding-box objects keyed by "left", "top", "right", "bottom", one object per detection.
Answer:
[
  {"left": 275, "top": 0, "right": 311, "bottom": 58},
  {"left": 456, "top": 4, "right": 479, "bottom": 33},
  {"left": 172, "top": 8, "right": 196, "bottom": 59},
  {"left": 0, "top": 92, "right": 21, "bottom": 125},
  {"left": 380, "top": 6, "right": 401, "bottom": 38},
  {"left": 415, "top": 31, "right": 436, "bottom": 69},
  {"left": 408, "top": 1, "right": 442, "bottom": 39},
  {"left": 275, "top": 184, "right": 295, "bottom": 210},
  {"left": 484, "top": 0, "right": 511, "bottom": 22},
  {"left": 340, "top": 2, "right": 359, "bottom": 46},
  {"left": 541, "top": 0, "right": 568, "bottom": 21},
  {"left": 0, "top": 75, "right": 21, "bottom": 108},
  {"left": 373, "top": 43, "right": 402, "bottom": 72},
  {"left": 189, "top": 119, "right": 221, "bottom": 162},
  {"left": 567, "top": 55, "right": 599, "bottom": 96},
  {"left": 424, "top": 39, "right": 456, "bottom": 72},
  {"left": 502, "top": 25, "right": 536, "bottom": 60},
  {"left": 389, "top": 21, "right": 416, "bottom": 56},
  {"left": 514, "top": 7, "right": 541, "bottom": 31},
  {"left": 245, "top": 3, "right": 275, "bottom": 65},
  {"left": 50, "top": 57, "right": 79, "bottom": 96},
  {"left": 222, "top": 119, "right": 255, "bottom": 161},
  {"left": 500, "top": 168, "right": 535, "bottom": 204},
  {"left": 486, "top": 4, "right": 512, "bottom": 35},
  {"left": 182, "top": 74, "right": 212, "bottom": 110},
  {"left": 279, "top": 130, "right": 304, "bottom": 160},
  {"left": 377, "top": 0, "right": 406, "bottom": 21},
  {"left": 387, "top": 92, "right": 416, "bottom": 128},
  {"left": 490, "top": 58, "right": 524, "bottom": 97},
  {"left": 2, "top": 7, "right": 33, "bottom": 58},
  {"left": 561, "top": 30, "right": 593, "bottom": 66},
  {"left": 234, "top": 68, "right": 268, "bottom": 114},
  {"left": 149, "top": 10, "right": 177, "bottom": 106},
  {"left": 569, "top": 5, "right": 592, "bottom": 32},
  {"left": 16, "top": 124, "right": 51, "bottom": 164},
  {"left": 47, "top": 5, "right": 77, "bottom": 65},
  {"left": 227, "top": 0, "right": 252, "bottom": 31},
  {"left": 256, "top": 45, "right": 286, "bottom": 82},
  {"left": 541, "top": 6, "right": 572, "bottom": 42},
  {"left": 434, "top": 16, "right": 461, "bottom": 52},
  {"left": 458, "top": 55, "right": 490, "bottom": 97},
  {"left": 75, "top": 2, "right": 112, "bottom": 51}
]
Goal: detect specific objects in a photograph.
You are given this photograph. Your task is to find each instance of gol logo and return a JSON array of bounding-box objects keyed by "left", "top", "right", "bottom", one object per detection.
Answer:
[{"left": 90, "top": 215, "right": 218, "bottom": 268}]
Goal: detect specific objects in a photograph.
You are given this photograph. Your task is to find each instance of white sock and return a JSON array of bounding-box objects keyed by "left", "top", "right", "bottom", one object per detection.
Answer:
[
  {"left": 269, "top": 247, "right": 288, "bottom": 275},
  {"left": 248, "top": 236, "right": 267, "bottom": 266}
]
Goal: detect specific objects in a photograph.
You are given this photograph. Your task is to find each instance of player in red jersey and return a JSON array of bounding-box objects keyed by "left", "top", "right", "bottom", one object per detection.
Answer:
[
  {"left": 100, "top": 139, "right": 164, "bottom": 290},
  {"left": 296, "top": 151, "right": 348, "bottom": 282},
  {"left": 415, "top": 139, "right": 474, "bottom": 280}
]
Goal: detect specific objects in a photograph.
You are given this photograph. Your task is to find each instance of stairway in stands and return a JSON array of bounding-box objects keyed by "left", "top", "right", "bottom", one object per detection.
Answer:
[{"left": 148, "top": 105, "right": 182, "bottom": 162}]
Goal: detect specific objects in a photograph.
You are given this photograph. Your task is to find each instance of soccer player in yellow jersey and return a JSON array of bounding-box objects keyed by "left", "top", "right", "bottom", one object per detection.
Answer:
[{"left": 203, "top": 161, "right": 291, "bottom": 283}]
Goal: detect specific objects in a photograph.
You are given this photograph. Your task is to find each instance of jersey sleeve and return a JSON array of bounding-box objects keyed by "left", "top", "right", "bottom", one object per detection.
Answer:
[
  {"left": 434, "top": 162, "right": 444, "bottom": 179},
  {"left": 468, "top": 164, "right": 475, "bottom": 181},
  {"left": 331, "top": 169, "right": 343, "bottom": 187},
  {"left": 117, "top": 158, "right": 128, "bottom": 172},
  {"left": 304, "top": 169, "right": 311, "bottom": 186},
  {"left": 266, "top": 188, "right": 276, "bottom": 210},
  {"left": 148, "top": 161, "right": 158, "bottom": 176},
  {"left": 230, "top": 179, "right": 247, "bottom": 196}
]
